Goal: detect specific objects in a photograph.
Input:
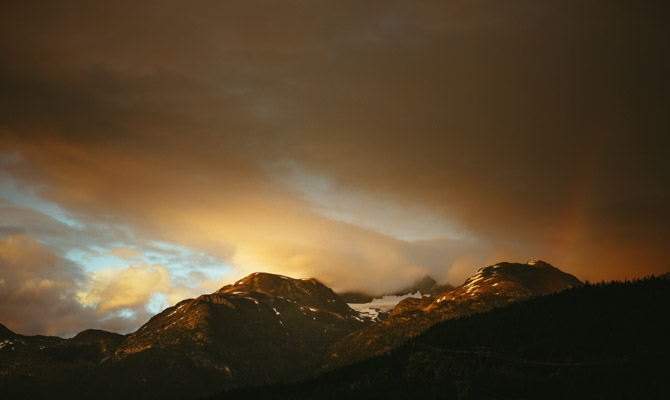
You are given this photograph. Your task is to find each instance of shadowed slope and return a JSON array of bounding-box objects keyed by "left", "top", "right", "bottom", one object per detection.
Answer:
[{"left": 321, "top": 261, "right": 581, "bottom": 370}]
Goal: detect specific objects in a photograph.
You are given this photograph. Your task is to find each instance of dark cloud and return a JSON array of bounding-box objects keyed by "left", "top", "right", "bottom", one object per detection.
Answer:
[
  {"left": 0, "top": 197, "right": 134, "bottom": 255},
  {"left": 0, "top": 0, "right": 668, "bottom": 314}
]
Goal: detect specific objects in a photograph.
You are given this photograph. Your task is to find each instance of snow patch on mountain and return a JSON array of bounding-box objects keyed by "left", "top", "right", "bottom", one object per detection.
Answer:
[
  {"left": 348, "top": 292, "right": 424, "bottom": 321},
  {"left": 166, "top": 303, "right": 186, "bottom": 317}
]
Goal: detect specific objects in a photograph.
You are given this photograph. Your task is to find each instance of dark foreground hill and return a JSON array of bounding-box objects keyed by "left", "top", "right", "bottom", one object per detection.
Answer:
[{"left": 218, "top": 275, "right": 670, "bottom": 400}]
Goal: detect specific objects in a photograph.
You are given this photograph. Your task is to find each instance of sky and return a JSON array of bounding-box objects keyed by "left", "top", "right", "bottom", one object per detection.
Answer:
[{"left": 1, "top": 0, "right": 668, "bottom": 337}]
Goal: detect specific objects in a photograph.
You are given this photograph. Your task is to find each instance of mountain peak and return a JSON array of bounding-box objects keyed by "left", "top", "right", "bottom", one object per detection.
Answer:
[
  {"left": 526, "top": 260, "right": 550, "bottom": 266},
  {"left": 70, "top": 329, "right": 125, "bottom": 345},
  {"left": 215, "top": 272, "right": 349, "bottom": 314},
  {"left": 107, "top": 270, "right": 370, "bottom": 392},
  {"left": 0, "top": 323, "right": 16, "bottom": 341},
  {"left": 463, "top": 261, "right": 582, "bottom": 296},
  {"left": 220, "top": 272, "right": 319, "bottom": 293},
  {"left": 392, "top": 275, "right": 439, "bottom": 296}
]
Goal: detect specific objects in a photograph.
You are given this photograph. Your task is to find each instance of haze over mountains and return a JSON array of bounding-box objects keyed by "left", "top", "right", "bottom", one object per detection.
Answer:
[
  {"left": 339, "top": 275, "right": 455, "bottom": 322},
  {"left": 0, "top": 260, "right": 601, "bottom": 399}
]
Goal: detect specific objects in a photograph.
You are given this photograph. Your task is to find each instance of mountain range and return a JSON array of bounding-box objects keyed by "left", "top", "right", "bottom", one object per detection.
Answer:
[
  {"left": 321, "top": 260, "right": 582, "bottom": 371},
  {"left": 220, "top": 274, "right": 670, "bottom": 399},
  {"left": 1, "top": 272, "right": 370, "bottom": 399},
  {"left": 3, "top": 261, "right": 664, "bottom": 399}
]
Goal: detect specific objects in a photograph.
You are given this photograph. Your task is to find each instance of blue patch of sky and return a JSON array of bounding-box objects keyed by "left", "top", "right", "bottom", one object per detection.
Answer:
[
  {"left": 115, "top": 309, "right": 136, "bottom": 320},
  {"left": 1, "top": 166, "right": 231, "bottom": 287},
  {"left": 65, "top": 246, "right": 134, "bottom": 272},
  {"left": 143, "top": 241, "right": 230, "bottom": 280},
  {"left": 146, "top": 293, "right": 169, "bottom": 315},
  {"left": 67, "top": 241, "right": 231, "bottom": 287},
  {"left": 0, "top": 172, "right": 85, "bottom": 229}
]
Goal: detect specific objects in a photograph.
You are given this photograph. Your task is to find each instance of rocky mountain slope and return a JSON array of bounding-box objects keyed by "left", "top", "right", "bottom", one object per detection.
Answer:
[
  {"left": 0, "top": 273, "right": 370, "bottom": 399},
  {"left": 0, "top": 263, "right": 583, "bottom": 399},
  {"left": 219, "top": 275, "right": 670, "bottom": 400},
  {"left": 320, "top": 261, "right": 582, "bottom": 371},
  {"left": 113, "top": 273, "right": 369, "bottom": 381}
]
